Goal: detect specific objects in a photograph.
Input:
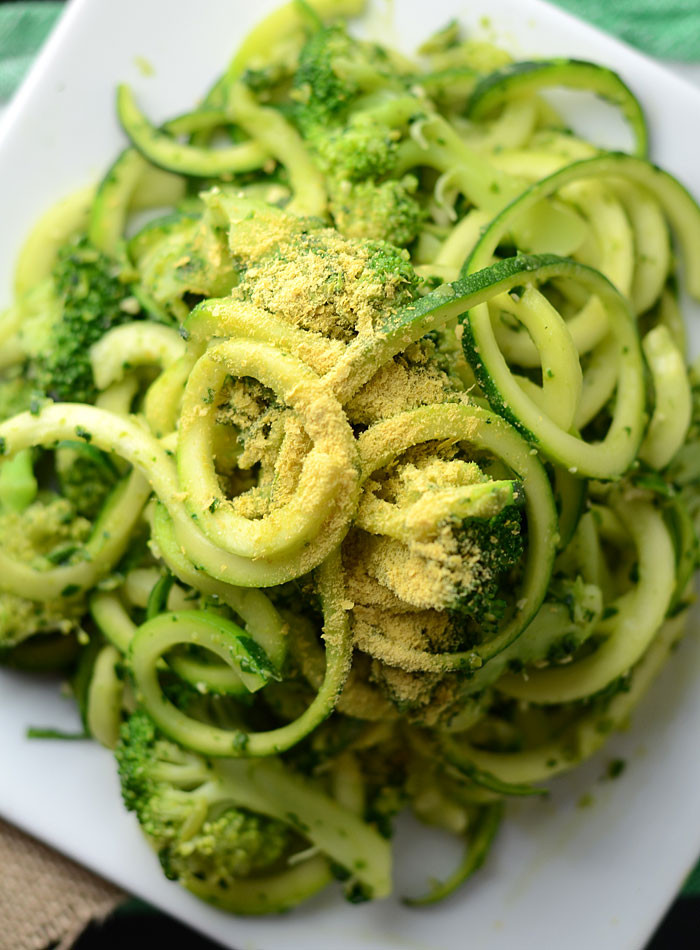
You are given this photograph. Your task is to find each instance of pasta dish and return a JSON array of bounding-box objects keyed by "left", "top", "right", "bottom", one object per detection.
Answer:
[{"left": 1, "top": 0, "right": 699, "bottom": 912}]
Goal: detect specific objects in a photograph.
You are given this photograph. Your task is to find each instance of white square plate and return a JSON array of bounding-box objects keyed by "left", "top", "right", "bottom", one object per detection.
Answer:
[{"left": 2, "top": 2, "right": 700, "bottom": 948}]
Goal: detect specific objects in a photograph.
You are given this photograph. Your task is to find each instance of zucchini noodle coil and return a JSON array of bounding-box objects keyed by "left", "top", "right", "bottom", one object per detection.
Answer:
[{"left": 3, "top": 0, "right": 700, "bottom": 912}]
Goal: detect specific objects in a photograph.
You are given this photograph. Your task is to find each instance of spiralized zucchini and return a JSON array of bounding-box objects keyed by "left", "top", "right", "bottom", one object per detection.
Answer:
[{"left": 2, "top": 0, "right": 700, "bottom": 916}]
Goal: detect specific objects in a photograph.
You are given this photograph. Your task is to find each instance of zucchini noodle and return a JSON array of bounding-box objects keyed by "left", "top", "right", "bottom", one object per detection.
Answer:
[{"left": 2, "top": 0, "right": 700, "bottom": 916}]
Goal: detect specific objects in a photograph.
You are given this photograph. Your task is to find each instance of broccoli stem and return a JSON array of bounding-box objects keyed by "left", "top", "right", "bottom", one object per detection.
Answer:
[
  {"left": 396, "top": 116, "right": 587, "bottom": 255},
  {"left": 211, "top": 756, "right": 392, "bottom": 898},
  {"left": 0, "top": 449, "right": 37, "bottom": 513}
]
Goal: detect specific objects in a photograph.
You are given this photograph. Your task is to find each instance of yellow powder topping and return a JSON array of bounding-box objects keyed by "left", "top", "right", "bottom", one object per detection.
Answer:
[
  {"left": 196, "top": 201, "right": 502, "bottom": 717},
  {"left": 346, "top": 352, "right": 453, "bottom": 425},
  {"left": 376, "top": 455, "right": 486, "bottom": 505},
  {"left": 229, "top": 209, "right": 414, "bottom": 342},
  {"left": 361, "top": 525, "right": 486, "bottom": 612}
]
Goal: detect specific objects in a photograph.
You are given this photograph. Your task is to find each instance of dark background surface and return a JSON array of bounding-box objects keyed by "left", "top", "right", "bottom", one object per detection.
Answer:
[
  {"left": 69, "top": 894, "right": 700, "bottom": 950},
  {"left": 1, "top": 1, "right": 698, "bottom": 947}
]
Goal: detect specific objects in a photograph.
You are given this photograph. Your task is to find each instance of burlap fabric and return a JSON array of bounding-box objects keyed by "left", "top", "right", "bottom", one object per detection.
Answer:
[{"left": 0, "top": 819, "right": 124, "bottom": 950}]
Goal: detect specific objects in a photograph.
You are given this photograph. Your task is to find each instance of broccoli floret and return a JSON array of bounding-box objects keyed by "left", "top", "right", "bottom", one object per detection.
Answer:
[
  {"left": 314, "top": 112, "right": 400, "bottom": 181},
  {"left": 290, "top": 23, "right": 429, "bottom": 252},
  {"left": 56, "top": 457, "right": 112, "bottom": 520},
  {"left": 293, "top": 25, "right": 394, "bottom": 136},
  {"left": 329, "top": 176, "right": 424, "bottom": 246},
  {"left": 116, "top": 710, "right": 392, "bottom": 905},
  {"left": 0, "top": 590, "right": 84, "bottom": 652},
  {"left": 0, "top": 495, "right": 90, "bottom": 567},
  {"left": 55, "top": 443, "right": 120, "bottom": 519},
  {"left": 291, "top": 23, "right": 416, "bottom": 188},
  {"left": 116, "top": 711, "right": 292, "bottom": 879},
  {"left": 363, "top": 238, "right": 421, "bottom": 299},
  {"left": 0, "top": 496, "right": 90, "bottom": 650},
  {"left": 448, "top": 503, "right": 525, "bottom": 635},
  {"left": 293, "top": 26, "right": 355, "bottom": 132},
  {"left": 161, "top": 810, "right": 291, "bottom": 884},
  {"left": 19, "top": 236, "right": 134, "bottom": 404}
]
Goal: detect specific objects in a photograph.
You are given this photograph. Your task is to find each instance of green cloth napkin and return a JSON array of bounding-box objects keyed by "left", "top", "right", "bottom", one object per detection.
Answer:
[
  {"left": 0, "top": 2, "right": 62, "bottom": 101},
  {"left": 0, "top": 0, "right": 698, "bottom": 101},
  {"left": 553, "top": 0, "right": 700, "bottom": 62},
  {"left": 1, "top": 0, "right": 700, "bottom": 907}
]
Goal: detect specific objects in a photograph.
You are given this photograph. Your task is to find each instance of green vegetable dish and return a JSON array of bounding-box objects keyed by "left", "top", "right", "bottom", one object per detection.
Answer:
[{"left": 3, "top": 0, "right": 700, "bottom": 911}]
